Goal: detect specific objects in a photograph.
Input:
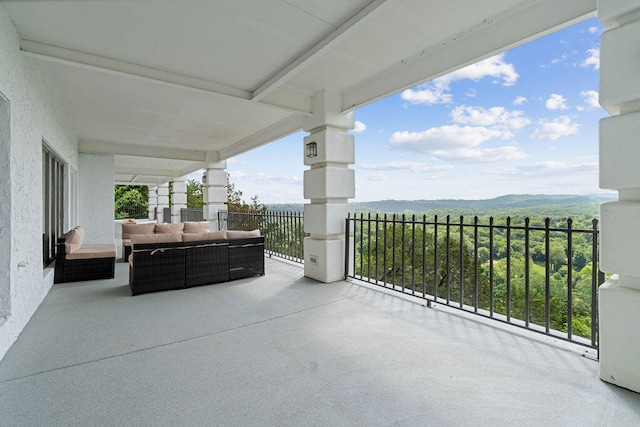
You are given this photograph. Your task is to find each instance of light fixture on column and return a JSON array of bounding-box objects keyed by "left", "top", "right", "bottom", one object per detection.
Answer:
[{"left": 306, "top": 141, "right": 317, "bottom": 158}]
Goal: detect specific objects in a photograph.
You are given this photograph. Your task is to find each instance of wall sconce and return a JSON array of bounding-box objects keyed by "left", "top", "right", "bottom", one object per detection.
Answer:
[{"left": 306, "top": 141, "right": 317, "bottom": 158}]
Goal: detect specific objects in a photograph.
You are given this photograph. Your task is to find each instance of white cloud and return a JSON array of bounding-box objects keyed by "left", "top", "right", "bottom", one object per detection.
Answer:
[
  {"left": 530, "top": 116, "right": 580, "bottom": 140},
  {"left": 389, "top": 125, "right": 525, "bottom": 163},
  {"left": 230, "top": 171, "right": 300, "bottom": 185},
  {"left": 450, "top": 105, "right": 531, "bottom": 130},
  {"left": 513, "top": 96, "right": 527, "bottom": 106},
  {"left": 447, "top": 53, "right": 519, "bottom": 86},
  {"left": 401, "top": 81, "right": 452, "bottom": 105},
  {"left": 588, "top": 26, "right": 600, "bottom": 34},
  {"left": 581, "top": 48, "right": 600, "bottom": 70},
  {"left": 580, "top": 90, "right": 599, "bottom": 109},
  {"left": 545, "top": 94, "right": 569, "bottom": 110},
  {"left": 550, "top": 52, "right": 569, "bottom": 65},
  {"left": 390, "top": 125, "right": 505, "bottom": 152},
  {"left": 359, "top": 161, "right": 453, "bottom": 174},
  {"left": 401, "top": 53, "right": 518, "bottom": 105},
  {"left": 353, "top": 121, "right": 367, "bottom": 133},
  {"left": 489, "top": 158, "right": 598, "bottom": 178},
  {"left": 364, "top": 172, "right": 388, "bottom": 181},
  {"left": 433, "top": 146, "right": 526, "bottom": 163}
]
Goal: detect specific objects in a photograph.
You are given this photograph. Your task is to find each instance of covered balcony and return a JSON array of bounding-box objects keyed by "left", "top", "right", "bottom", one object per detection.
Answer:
[
  {"left": 3, "top": 0, "right": 640, "bottom": 419},
  {"left": 1, "top": 259, "right": 639, "bottom": 425}
]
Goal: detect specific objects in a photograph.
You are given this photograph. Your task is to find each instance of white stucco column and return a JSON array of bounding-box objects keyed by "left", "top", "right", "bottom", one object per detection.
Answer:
[
  {"left": 147, "top": 185, "right": 157, "bottom": 221},
  {"left": 78, "top": 153, "right": 114, "bottom": 244},
  {"left": 598, "top": 0, "right": 640, "bottom": 394},
  {"left": 170, "top": 176, "right": 187, "bottom": 224},
  {"left": 204, "top": 161, "right": 227, "bottom": 231},
  {"left": 156, "top": 183, "right": 169, "bottom": 223},
  {"left": 303, "top": 90, "right": 355, "bottom": 283}
]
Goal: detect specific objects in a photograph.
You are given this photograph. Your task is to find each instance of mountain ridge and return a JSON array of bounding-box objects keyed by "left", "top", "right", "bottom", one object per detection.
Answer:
[{"left": 266, "top": 193, "right": 616, "bottom": 214}]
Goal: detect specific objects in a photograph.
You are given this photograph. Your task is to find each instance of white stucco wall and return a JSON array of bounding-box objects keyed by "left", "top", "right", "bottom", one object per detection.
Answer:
[
  {"left": 78, "top": 153, "right": 115, "bottom": 245},
  {"left": 0, "top": 4, "right": 79, "bottom": 361}
]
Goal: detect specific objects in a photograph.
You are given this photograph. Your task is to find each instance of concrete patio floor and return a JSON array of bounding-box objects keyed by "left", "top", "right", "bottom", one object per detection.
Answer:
[{"left": 1, "top": 257, "right": 639, "bottom": 426}]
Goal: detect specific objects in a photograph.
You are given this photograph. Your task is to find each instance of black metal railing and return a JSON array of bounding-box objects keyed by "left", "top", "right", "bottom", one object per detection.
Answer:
[
  {"left": 180, "top": 208, "right": 204, "bottom": 222},
  {"left": 345, "top": 213, "right": 604, "bottom": 350},
  {"left": 115, "top": 202, "right": 148, "bottom": 220},
  {"left": 220, "top": 211, "right": 305, "bottom": 263}
]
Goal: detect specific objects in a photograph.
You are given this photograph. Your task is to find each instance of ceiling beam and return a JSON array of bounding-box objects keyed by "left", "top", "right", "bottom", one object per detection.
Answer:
[
  {"left": 20, "top": 40, "right": 312, "bottom": 115},
  {"left": 79, "top": 139, "right": 207, "bottom": 162},
  {"left": 114, "top": 167, "right": 183, "bottom": 177},
  {"left": 341, "top": 0, "right": 597, "bottom": 112},
  {"left": 218, "top": 115, "right": 304, "bottom": 160},
  {"left": 251, "top": 0, "right": 398, "bottom": 102}
]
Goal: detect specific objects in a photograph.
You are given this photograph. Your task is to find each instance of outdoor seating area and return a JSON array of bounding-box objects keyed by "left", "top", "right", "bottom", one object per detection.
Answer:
[
  {"left": 54, "top": 226, "right": 116, "bottom": 284},
  {"left": 128, "top": 230, "right": 264, "bottom": 295}
]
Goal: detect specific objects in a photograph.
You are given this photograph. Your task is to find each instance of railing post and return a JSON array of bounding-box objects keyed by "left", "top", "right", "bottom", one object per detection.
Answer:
[
  {"left": 524, "top": 217, "right": 530, "bottom": 327},
  {"left": 411, "top": 215, "right": 416, "bottom": 295},
  {"left": 567, "top": 218, "right": 573, "bottom": 340},
  {"left": 459, "top": 215, "right": 464, "bottom": 309},
  {"left": 591, "top": 218, "right": 599, "bottom": 348},
  {"left": 544, "top": 217, "right": 551, "bottom": 334},
  {"left": 446, "top": 215, "right": 451, "bottom": 304},
  {"left": 473, "top": 216, "right": 479, "bottom": 313},
  {"left": 434, "top": 214, "right": 438, "bottom": 300},
  {"left": 344, "top": 214, "right": 351, "bottom": 280},
  {"left": 489, "top": 216, "right": 494, "bottom": 317},
  {"left": 422, "top": 215, "right": 427, "bottom": 299},
  {"left": 506, "top": 216, "right": 511, "bottom": 321}
]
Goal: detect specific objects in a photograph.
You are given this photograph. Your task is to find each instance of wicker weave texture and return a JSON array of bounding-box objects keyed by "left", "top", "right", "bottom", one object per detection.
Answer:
[
  {"left": 129, "top": 241, "right": 186, "bottom": 295},
  {"left": 229, "top": 237, "right": 265, "bottom": 280},
  {"left": 185, "top": 241, "right": 229, "bottom": 287}
]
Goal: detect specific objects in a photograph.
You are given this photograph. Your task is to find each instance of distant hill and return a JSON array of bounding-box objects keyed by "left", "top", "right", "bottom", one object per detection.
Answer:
[
  {"left": 354, "top": 194, "right": 616, "bottom": 213},
  {"left": 267, "top": 194, "right": 616, "bottom": 216}
]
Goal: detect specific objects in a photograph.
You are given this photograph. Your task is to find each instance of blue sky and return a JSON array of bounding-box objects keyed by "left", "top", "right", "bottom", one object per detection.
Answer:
[{"left": 218, "top": 17, "right": 607, "bottom": 204}]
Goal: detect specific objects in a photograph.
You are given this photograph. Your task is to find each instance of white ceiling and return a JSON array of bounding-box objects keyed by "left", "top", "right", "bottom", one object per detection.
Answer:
[{"left": 2, "top": 0, "right": 596, "bottom": 185}]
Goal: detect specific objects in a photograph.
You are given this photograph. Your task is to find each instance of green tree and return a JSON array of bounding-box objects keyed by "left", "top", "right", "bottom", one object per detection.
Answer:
[
  {"left": 114, "top": 185, "right": 148, "bottom": 219},
  {"left": 186, "top": 179, "right": 203, "bottom": 209}
]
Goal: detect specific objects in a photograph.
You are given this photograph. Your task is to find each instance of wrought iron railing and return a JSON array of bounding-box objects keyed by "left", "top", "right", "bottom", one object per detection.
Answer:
[
  {"left": 220, "top": 211, "right": 305, "bottom": 263},
  {"left": 115, "top": 202, "right": 148, "bottom": 220},
  {"left": 345, "top": 214, "right": 604, "bottom": 350}
]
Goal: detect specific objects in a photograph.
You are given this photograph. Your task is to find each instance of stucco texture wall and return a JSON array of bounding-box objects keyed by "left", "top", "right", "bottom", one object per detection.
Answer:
[{"left": 0, "top": 4, "right": 79, "bottom": 360}]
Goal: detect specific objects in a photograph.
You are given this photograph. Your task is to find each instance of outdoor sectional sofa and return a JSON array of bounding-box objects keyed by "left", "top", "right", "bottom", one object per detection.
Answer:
[
  {"left": 128, "top": 229, "right": 264, "bottom": 296},
  {"left": 54, "top": 226, "right": 117, "bottom": 284},
  {"left": 121, "top": 221, "right": 210, "bottom": 261}
]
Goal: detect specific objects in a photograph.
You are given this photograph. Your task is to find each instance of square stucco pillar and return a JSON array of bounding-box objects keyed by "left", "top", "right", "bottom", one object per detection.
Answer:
[
  {"left": 170, "top": 176, "right": 187, "bottom": 224},
  {"left": 147, "top": 186, "right": 157, "bottom": 221},
  {"left": 303, "top": 90, "right": 355, "bottom": 283},
  {"left": 598, "top": 0, "right": 640, "bottom": 394},
  {"left": 156, "top": 183, "right": 169, "bottom": 223},
  {"left": 204, "top": 161, "right": 227, "bottom": 231}
]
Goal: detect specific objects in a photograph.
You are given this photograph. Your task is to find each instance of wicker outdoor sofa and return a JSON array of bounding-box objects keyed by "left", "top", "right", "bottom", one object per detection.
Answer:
[
  {"left": 54, "top": 226, "right": 117, "bottom": 284},
  {"left": 128, "top": 229, "right": 265, "bottom": 296},
  {"left": 121, "top": 221, "right": 210, "bottom": 261}
]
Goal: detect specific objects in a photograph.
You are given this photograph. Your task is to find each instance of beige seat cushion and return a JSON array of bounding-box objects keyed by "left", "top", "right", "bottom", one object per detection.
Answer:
[
  {"left": 121, "top": 223, "right": 155, "bottom": 239},
  {"left": 182, "top": 231, "right": 227, "bottom": 242},
  {"left": 183, "top": 221, "right": 210, "bottom": 233},
  {"left": 131, "top": 233, "right": 183, "bottom": 245},
  {"left": 226, "top": 229, "right": 261, "bottom": 239},
  {"left": 154, "top": 223, "right": 185, "bottom": 234},
  {"left": 64, "top": 226, "right": 85, "bottom": 254},
  {"left": 65, "top": 244, "right": 116, "bottom": 260}
]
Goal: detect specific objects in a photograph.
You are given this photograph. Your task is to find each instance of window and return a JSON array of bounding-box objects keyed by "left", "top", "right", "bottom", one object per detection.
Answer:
[{"left": 42, "top": 145, "right": 64, "bottom": 267}]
